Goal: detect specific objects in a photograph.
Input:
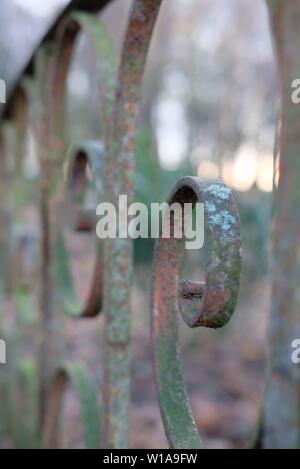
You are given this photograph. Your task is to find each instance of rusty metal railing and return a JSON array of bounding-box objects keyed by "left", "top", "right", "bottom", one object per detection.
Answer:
[
  {"left": 151, "top": 177, "right": 241, "bottom": 448},
  {"left": 0, "top": 0, "right": 299, "bottom": 450}
]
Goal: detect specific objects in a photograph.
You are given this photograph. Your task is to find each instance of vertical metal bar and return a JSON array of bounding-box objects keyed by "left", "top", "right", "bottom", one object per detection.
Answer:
[
  {"left": 265, "top": 0, "right": 300, "bottom": 449},
  {"left": 103, "top": 0, "right": 162, "bottom": 448},
  {"left": 35, "top": 44, "right": 65, "bottom": 425}
]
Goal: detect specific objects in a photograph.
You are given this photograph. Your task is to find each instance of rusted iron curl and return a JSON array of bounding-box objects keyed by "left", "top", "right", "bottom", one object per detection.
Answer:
[
  {"left": 43, "top": 362, "right": 101, "bottom": 449},
  {"left": 48, "top": 11, "right": 116, "bottom": 151},
  {"left": 46, "top": 12, "right": 116, "bottom": 320},
  {"left": 151, "top": 176, "right": 242, "bottom": 448},
  {"left": 54, "top": 141, "right": 105, "bottom": 318}
]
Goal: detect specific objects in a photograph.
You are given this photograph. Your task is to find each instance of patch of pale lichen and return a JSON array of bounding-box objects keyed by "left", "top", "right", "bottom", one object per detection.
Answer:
[{"left": 206, "top": 184, "right": 231, "bottom": 201}]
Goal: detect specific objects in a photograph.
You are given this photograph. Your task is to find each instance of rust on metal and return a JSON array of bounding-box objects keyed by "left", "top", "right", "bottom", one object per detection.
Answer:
[
  {"left": 54, "top": 141, "right": 105, "bottom": 318},
  {"left": 102, "top": 0, "right": 163, "bottom": 449},
  {"left": 151, "top": 176, "right": 241, "bottom": 448}
]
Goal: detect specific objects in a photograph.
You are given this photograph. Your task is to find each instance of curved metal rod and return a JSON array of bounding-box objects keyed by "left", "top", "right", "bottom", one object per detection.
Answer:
[
  {"left": 102, "top": 0, "right": 163, "bottom": 448},
  {"left": 151, "top": 176, "right": 241, "bottom": 448},
  {"left": 43, "top": 362, "right": 101, "bottom": 449},
  {"left": 54, "top": 141, "right": 105, "bottom": 317},
  {"left": 43, "top": 12, "right": 116, "bottom": 318},
  {"left": 49, "top": 11, "right": 116, "bottom": 151}
]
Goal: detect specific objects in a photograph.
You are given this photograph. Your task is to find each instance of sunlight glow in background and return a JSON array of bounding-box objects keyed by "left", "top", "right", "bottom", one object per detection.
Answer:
[{"left": 197, "top": 145, "right": 274, "bottom": 193}]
